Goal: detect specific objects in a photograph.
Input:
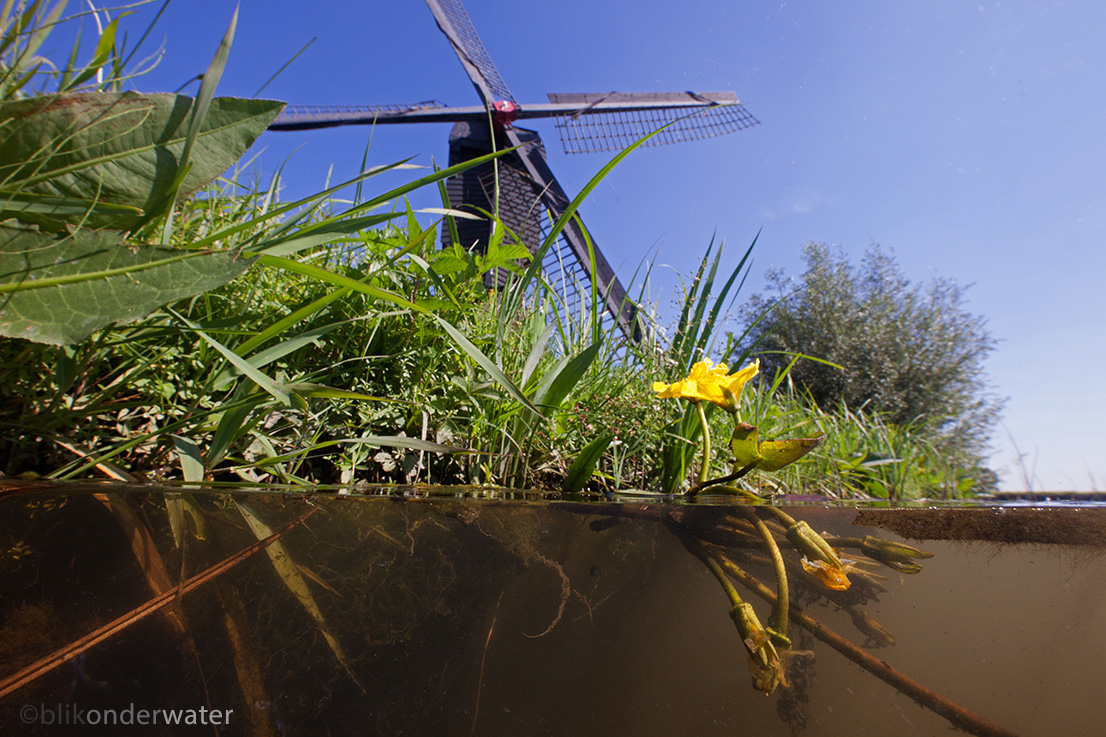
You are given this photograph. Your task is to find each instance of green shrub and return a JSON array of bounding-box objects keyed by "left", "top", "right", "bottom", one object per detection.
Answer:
[{"left": 738, "top": 242, "right": 1003, "bottom": 463}]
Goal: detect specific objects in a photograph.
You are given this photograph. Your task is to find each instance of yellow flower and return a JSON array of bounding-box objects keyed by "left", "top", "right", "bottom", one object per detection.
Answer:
[
  {"left": 800, "top": 556, "right": 854, "bottom": 591},
  {"left": 653, "top": 359, "right": 760, "bottom": 411}
]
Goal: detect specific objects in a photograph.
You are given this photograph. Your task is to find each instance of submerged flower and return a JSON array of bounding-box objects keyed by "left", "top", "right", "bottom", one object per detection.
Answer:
[
  {"left": 800, "top": 555, "right": 854, "bottom": 591},
  {"left": 653, "top": 358, "right": 760, "bottom": 412}
]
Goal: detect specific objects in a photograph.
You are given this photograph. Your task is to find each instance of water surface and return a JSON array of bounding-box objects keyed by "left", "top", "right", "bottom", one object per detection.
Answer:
[{"left": 1, "top": 481, "right": 1103, "bottom": 736}]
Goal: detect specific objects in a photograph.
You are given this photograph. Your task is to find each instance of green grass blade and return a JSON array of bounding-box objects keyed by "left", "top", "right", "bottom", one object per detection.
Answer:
[
  {"left": 158, "top": 6, "right": 237, "bottom": 241},
  {"left": 533, "top": 341, "right": 601, "bottom": 415},
  {"left": 170, "top": 434, "right": 204, "bottom": 482},
  {"left": 234, "top": 287, "right": 351, "bottom": 357},
  {"left": 170, "top": 308, "right": 297, "bottom": 408},
  {"left": 431, "top": 314, "right": 542, "bottom": 418},
  {"left": 563, "top": 433, "right": 614, "bottom": 493},
  {"left": 256, "top": 254, "right": 423, "bottom": 313}
]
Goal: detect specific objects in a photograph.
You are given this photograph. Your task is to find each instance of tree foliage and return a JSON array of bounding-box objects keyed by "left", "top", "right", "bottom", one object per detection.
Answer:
[{"left": 739, "top": 243, "right": 1003, "bottom": 459}]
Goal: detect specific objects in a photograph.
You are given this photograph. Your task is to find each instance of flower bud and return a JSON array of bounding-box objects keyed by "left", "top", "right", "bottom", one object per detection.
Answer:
[
  {"left": 861, "top": 535, "right": 933, "bottom": 574},
  {"left": 785, "top": 520, "right": 842, "bottom": 568}
]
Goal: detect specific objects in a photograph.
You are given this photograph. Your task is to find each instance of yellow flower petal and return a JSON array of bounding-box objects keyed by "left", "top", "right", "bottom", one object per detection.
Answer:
[
  {"left": 800, "top": 556, "right": 853, "bottom": 591},
  {"left": 654, "top": 358, "right": 761, "bottom": 409}
]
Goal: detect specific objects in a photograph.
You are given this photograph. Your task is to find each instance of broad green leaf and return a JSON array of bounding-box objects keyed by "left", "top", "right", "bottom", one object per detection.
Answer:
[
  {"left": 729, "top": 422, "right": 763, "bottom": 468},
  {"left": 757, "top": 432, "right": 826, "bottom": 471},
  {"left": 0, "top": 225, "right": 253, "bottom": 344},
  {"left": 563, "top": 433, "right": 613, "bottom": 494},
  {"left": 0, "top": 92, "right": 284, "bottom": 230}
]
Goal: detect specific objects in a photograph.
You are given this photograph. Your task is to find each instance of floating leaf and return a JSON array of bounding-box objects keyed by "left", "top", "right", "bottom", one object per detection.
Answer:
[
  {"left": 729, "top": 422, "right": 825, "bottom": 472},
  {"left": 729, "top": 422, "right": 763, "bottom": 468},
  {"left": 758, "top": 433, "right": 825, "bottom": 471}
]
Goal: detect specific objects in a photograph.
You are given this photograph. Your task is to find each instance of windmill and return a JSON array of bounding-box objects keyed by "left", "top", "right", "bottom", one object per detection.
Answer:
[{"left": 268, "top": 0, "right": 759, "bottom": 341}]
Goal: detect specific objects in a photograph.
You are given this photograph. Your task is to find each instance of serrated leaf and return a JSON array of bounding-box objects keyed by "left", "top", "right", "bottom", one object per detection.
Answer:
[
  {"left": 0, "top": 92, "right": 284, "bottom": 230},
  {"left": 0, "top": 225, "right": 253, "bottom": 344}
]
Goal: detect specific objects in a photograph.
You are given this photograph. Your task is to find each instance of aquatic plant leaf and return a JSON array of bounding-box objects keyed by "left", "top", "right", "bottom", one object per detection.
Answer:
[
  {"left": 563, "top": 433, "right": 614, "bottom": 493},
  {"left": 0, "top": 91, "right": 283, "bottom": 231},
  {"left": 729, "top": 422, "right": 763, "bottom": 467},
  {"left": 757, "top": 433, "right": 826, "bottom": 471},
  {"left": 234, "top": 501, "right": 365, "bottom": 692},
  {"left": 0, "top": 225, "right": 252, "bottom": 344}
]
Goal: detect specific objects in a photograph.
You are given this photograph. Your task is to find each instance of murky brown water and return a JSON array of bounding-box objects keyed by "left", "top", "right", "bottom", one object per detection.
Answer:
[{"left": 1, "top": 482, "right": 1104, "bottom": 736}]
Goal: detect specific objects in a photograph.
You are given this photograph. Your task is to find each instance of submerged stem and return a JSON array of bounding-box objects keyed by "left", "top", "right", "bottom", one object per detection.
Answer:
[
  {"left": 740, "top": 508, "right": 790, "bottom": 643},
  {"left": 712, "top": 551, "right": 1017, "bottom": 737}
]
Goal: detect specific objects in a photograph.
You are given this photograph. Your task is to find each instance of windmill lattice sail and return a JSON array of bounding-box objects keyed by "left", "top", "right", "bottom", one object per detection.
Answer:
[
  {"left": 548, "top": 92, "right": 760, "bottom": 154},
  {"left": 266, "top": 0, "right": 760, "bottom": 342}
]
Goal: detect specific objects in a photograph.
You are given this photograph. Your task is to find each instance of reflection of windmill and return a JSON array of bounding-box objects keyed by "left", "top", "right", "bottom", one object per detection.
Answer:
[{"left": 268, "top": 0, "right": 759, "bottom": 340}]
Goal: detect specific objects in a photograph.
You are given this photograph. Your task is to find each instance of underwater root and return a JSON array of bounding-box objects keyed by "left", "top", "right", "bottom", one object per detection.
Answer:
[
  {"left": 0, "top": 508, "right": 317, "bottom": 700},
  {"left": 713, "top": 553, "right": 1019, "bottom": 737}
]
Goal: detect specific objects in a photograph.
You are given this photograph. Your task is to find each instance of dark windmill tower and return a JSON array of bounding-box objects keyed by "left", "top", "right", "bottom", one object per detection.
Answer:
[{"left": 268, "top": 0, "right": 759, "bottom": 341}]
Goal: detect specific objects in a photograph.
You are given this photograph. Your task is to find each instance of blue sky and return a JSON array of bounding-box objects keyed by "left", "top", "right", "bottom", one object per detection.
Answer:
[{"left": 56, "top": 1, "right": 1105, "bottom": 490}]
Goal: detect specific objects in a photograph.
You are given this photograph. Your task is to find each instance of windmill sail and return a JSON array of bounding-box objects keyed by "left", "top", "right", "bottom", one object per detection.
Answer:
[
  {"left": 425, "top": 0, "right": 642, "bottom": 339},
  {"left": 424, "top": 0, "right": 515, "bottom": 105},
  {"left": 548, "top": 92, "right": 760, "bottom": 154},
  {"left": 266, "top": 0, "right": 761, "bottom": 342}
]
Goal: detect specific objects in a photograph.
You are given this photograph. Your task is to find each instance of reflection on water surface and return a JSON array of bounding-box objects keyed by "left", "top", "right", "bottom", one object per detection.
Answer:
[{"left": 1, "top": 481, "right": 1104, "bottom": 736}]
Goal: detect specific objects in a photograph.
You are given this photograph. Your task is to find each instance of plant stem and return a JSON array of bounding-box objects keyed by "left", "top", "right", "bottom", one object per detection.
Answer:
[
  {"left": 696, "top": 401, "right": 711, "bottom": 487},
  {"left": 686, "top": 464, "right": 759, "bottom": 495},
  {"left": 711, "top": 550, "right": 1018, "bottom": 737},
  {"left": 739, "top": 507, "right": 789, "bottom": 641}
]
